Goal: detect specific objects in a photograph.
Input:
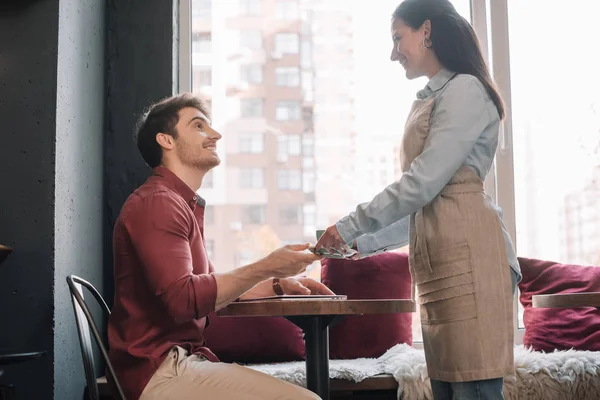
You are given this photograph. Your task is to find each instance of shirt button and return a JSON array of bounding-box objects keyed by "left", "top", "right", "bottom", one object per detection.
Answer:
[{"left": 193, "top": 196, "right": 198, "bottom": 201}]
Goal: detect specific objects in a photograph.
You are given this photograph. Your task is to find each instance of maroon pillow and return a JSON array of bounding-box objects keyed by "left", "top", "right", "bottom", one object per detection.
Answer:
[
  {"left": 322, "top": 252, "right": 413, "bottom": 359},
  {"left": 518, "top": 257, "right": 600, "bottom": 352},
  {"left": 203, "top": 313, "right": 305, "bottom": 363}
]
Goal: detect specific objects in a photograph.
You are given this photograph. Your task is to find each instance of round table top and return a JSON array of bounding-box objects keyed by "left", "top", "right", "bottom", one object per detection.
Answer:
[
  {"left": 218, "top": 298, "right": 415, "bottom": 317},
  {"left": 532, "top": 292, "right": 600, "bottom": 309},
  {"left": 0, "top": 244, "right": 13, "bottom": 266}
]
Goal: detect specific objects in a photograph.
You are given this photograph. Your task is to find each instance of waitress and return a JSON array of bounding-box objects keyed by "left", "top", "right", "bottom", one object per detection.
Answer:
[{"left": 315, "top": 1, "right": 521, "bottom": 399}]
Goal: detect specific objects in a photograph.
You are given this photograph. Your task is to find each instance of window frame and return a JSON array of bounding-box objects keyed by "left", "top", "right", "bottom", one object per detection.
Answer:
[{"left": 179, "top": 0, "right": 524, "bottom": 345}]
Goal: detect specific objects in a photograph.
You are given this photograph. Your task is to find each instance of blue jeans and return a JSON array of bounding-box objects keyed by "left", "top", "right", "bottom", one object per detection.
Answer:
[
  {"left": 431, "top": 378, "right": 504, "bottom": 400},
  {"left": 430, "top": 269, "right": 519, "bottom": 400}
]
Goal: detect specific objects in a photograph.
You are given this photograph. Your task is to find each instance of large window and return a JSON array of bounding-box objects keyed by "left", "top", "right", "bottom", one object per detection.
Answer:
[
  {"left": 184, "top": 0, "right": 600, "bottom": 345},
  {"left": 504, "top": 0, "right": 600, "bottom": 329}
]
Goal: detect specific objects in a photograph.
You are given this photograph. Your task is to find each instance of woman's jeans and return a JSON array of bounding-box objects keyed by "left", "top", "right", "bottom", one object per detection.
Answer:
[{"left": 430, "top": 268, "right": 520, "bottom": 400}]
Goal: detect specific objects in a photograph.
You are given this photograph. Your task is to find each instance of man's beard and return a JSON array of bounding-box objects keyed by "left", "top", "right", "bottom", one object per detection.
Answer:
[{"left": 179, "top": 146, "right": 220, "bottom": 171}]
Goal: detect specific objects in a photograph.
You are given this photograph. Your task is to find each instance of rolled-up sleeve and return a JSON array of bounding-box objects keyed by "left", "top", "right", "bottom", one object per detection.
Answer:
[
  {"left": 125, "top": 191, "right": 217, "bottom": 322},
  {"left": 337, "top": 75, "right": 495, "bottom": 243}
]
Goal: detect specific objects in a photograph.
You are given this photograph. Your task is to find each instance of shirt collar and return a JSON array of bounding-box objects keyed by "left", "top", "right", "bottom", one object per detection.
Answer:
[
  {"left": 153, "top": 166, "right": 206, "bottom": 208},
  {"left": 417, "top": 68, "right": 456, "bottom": 99}
]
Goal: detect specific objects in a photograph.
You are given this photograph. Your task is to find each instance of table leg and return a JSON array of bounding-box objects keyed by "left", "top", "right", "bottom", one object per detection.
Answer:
[
  {"left": 304, "top": 316, "right": 329, "bottom": 399},
  {"left": 286, "top": 315, "right": 344, "bottom": 400}
]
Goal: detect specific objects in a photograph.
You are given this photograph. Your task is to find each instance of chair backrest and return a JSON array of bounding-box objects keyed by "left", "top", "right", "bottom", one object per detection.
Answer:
[{"left": 66, "top": 275, "right": 126, "bottom": 400}]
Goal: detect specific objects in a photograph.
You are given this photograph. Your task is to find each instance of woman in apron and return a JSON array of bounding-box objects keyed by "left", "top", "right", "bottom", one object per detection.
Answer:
[{"left": 315, "top": 1, "right": 521, "bottom": 399}]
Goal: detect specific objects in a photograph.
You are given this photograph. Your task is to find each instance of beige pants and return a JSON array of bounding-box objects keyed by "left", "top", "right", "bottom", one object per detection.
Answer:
[{"left": 140, "top": 346, "right": 320, "bottom": 400}]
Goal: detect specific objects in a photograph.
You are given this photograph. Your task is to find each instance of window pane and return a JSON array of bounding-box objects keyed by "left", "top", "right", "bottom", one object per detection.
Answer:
[
  {"left": 276, "top": 0, "right": 299, "bottom": 20},
  {"left": 240, "top": 30, "right": 263, "bottom": 50},
  {"left": 506, "top": 0, "right": 600, "bottom": 328},
  {"left": 240, "top": 64, "right": 263, "bottom": 84},
  {"left": 280, "top": 205, "right": 302, "bottom": 225},
  {"left": 239, "top": 0, "right": 261, "bottom": 15},
  {"left": 243, "top": 205, "right": 265, "bottom": 225},
  {"left": 190, "top": 0, "right": 472, "bottom": 345},
  {"left": 275, "top": 33, "right": 299, "bottom": 54},
  {"left": 276, "top": 67, "right": 300, "bottom": 87},
  {"left": 239, "top": 132, "right": 264, "bottom": 153},
  {"left": 240, "top": 168, "right": 264, "bottom": 188},
  {"left": 276, "top": 101, "right": 301, "bottom": 121},
  {"left": 240, "top": 98, "right": 263, "bottom": 118}
]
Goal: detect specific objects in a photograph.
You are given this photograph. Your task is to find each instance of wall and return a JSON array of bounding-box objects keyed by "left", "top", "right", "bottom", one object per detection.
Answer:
[
  {"left": 0, "top": 1, "right": 60, "bottom": 398},
  {"left": 0, "top": 0, "right": 176, "bottom": 397},
  {"left": 54, "top": 0, "right": 106, "bottom": 398},
  {"left": 104, "top": 0, "right": 176, "bottom": 298},
  {"left": 0, "top": 0, "right": 105, "bottom": 398}
]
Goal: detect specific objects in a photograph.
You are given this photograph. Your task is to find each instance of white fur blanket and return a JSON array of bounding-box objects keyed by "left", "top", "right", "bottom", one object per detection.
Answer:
[{"left": 247, "top": 344, "right": 600, "bottom": 400}]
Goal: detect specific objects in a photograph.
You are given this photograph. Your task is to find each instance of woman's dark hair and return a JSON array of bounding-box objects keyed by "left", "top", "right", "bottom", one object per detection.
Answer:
[
  {"left": 134, "top": 93, "right": 210, "bottom": 168},
  {"left": 393, "top": 0, "right": 505, "bottom": 119}
]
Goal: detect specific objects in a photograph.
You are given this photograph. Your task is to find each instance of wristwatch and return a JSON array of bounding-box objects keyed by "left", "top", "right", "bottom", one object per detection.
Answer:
[{"left": 272, "top": 278, "right": 284, "bottom": 296}]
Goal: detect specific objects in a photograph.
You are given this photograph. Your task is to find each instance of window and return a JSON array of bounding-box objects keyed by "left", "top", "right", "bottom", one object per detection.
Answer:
[
  {"left": 203, "top": 170, "right": 214, "bottom": 189},
  {"left": 280, "top": 205, "right": 302, "bottom": 225},
  {"left": 302, "top": 136, "right": 314, "bottom": 157},
  {"left": 243, "top": 205, "right": 266, "bottom": 225},
  {"left": 277, "top": 135, "right": 301, "bottom": 159},
  {"left": 239, "top": 132, "right": 264, "bottom": 154},
  {"left": 240, "top": 64, "right": 263, "bottom": 84},
  {"left": 276, "top": 67, "right": 300, "bottom": 87},
  {"left": 240, "top": 98, "right": 263, "bottom": 118},
  {"left": 205, "top": 239, "right": 214, "bottom": 259},
  {"left": 192, "top": 0, "right": 211, "bottom": 19},
  {"left": 278, "top": 169, "right": 302, "bottom": 190},
  {"left": 276, "top": 0, "right": 299, "bottom": 20},
  {"left": 185, "top": 0, "right": 478, "bottom": 344},
  {"left": 502, "top": 0, "right": 600, "bottom": 329},
  {"left": 240, "top": 168, "right": 264, "bottom": 188},
  {"left": 239, "top": 0, "right": 261, "bottom": 15},
  {"left": 193, "top": 66, "right": 212, "bottom": 89},
  {"left": 276, "top": 101, "right": 301, "bottom": 121},
  {"left": 240, "top": 30, "right": 262, "bottom": 50},
  {"left": 192, "top": 32, "right": 211, "bottom": 54},
  {"left": 204, "top": 205, "right": 214, "bottom": 224},
  {"left": 274, "top": 33, "right": 299, "bottom": 54}
]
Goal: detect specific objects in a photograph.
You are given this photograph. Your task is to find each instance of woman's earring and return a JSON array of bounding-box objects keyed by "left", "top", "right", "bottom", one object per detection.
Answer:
[{"left": 423, "top": 38, "right": 433, "bottom": 49}]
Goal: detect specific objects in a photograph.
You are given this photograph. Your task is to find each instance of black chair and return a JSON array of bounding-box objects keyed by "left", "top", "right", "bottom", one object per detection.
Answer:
[{"left": 66, "top": 275, "right": 126, "bottom": 400}]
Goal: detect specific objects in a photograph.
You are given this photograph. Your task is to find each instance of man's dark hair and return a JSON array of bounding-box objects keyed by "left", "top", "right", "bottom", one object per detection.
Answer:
[{"left": 134, "top": 93, "right": 211, "bottom": 168}]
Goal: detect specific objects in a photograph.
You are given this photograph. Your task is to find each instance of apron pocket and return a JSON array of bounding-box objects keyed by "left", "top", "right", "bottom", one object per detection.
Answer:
[
  {"left": 416, "top": 243, "right": 477, "bottom": 324},
  {"left": 421, "top": 292, "right": 477, "bottom": 325}
]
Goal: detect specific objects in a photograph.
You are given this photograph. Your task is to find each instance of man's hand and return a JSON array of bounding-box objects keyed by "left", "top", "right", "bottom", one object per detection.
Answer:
[
  {"left": 280, "top": 277, "right": 335, "bottom": 296},
  {"left": 262, "top": 243, "right": 321, "bottom": 278}
]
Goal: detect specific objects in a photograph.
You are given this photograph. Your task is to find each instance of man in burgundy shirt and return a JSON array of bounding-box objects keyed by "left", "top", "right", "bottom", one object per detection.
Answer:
[{"left": 108, "top": 93, "right": 331, "bottom": 400}]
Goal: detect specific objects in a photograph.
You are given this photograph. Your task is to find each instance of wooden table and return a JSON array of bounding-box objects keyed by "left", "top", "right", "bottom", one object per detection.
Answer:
[
  {"left": 532, "top": 292, "right": 600, "bottom": 309},
  {"left": 218, "top": 298, "right": 415, "bottom": 400}
]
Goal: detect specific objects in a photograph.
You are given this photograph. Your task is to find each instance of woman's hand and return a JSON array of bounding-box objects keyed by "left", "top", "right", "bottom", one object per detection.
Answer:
[{"left": 315, "top": 224, "right": 353, "bottom": 255}]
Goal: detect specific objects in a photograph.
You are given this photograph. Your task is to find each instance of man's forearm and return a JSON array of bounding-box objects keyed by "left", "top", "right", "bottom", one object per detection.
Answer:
[{"left": 212, "top": 261, "right": 273, "bottom": 311}]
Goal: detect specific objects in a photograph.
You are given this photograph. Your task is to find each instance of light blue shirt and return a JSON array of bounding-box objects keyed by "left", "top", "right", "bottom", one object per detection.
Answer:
[{"left": 336, "top": 68, "right": 520, "bottom": 278}]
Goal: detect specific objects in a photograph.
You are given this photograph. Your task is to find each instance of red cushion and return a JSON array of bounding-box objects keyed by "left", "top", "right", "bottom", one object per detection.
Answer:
[
  {"left": 203, "top": 313, "right": 305, "bottom": 363},
  {"left": 321, "top": 252, "right": 413, "bottom": 359},
  {"left": 518, "top": 257, "right": 600, "bottom": 352}
]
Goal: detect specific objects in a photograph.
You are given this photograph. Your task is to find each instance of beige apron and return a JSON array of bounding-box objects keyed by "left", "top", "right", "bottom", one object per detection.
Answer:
[{"left": 399, "top": 97, "right": 514, "bottom": 382}]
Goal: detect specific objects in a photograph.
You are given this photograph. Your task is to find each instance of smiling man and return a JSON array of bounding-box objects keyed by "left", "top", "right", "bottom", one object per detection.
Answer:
[{"left": 108, "top": 93, "right": 327, "bottom": 400}]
